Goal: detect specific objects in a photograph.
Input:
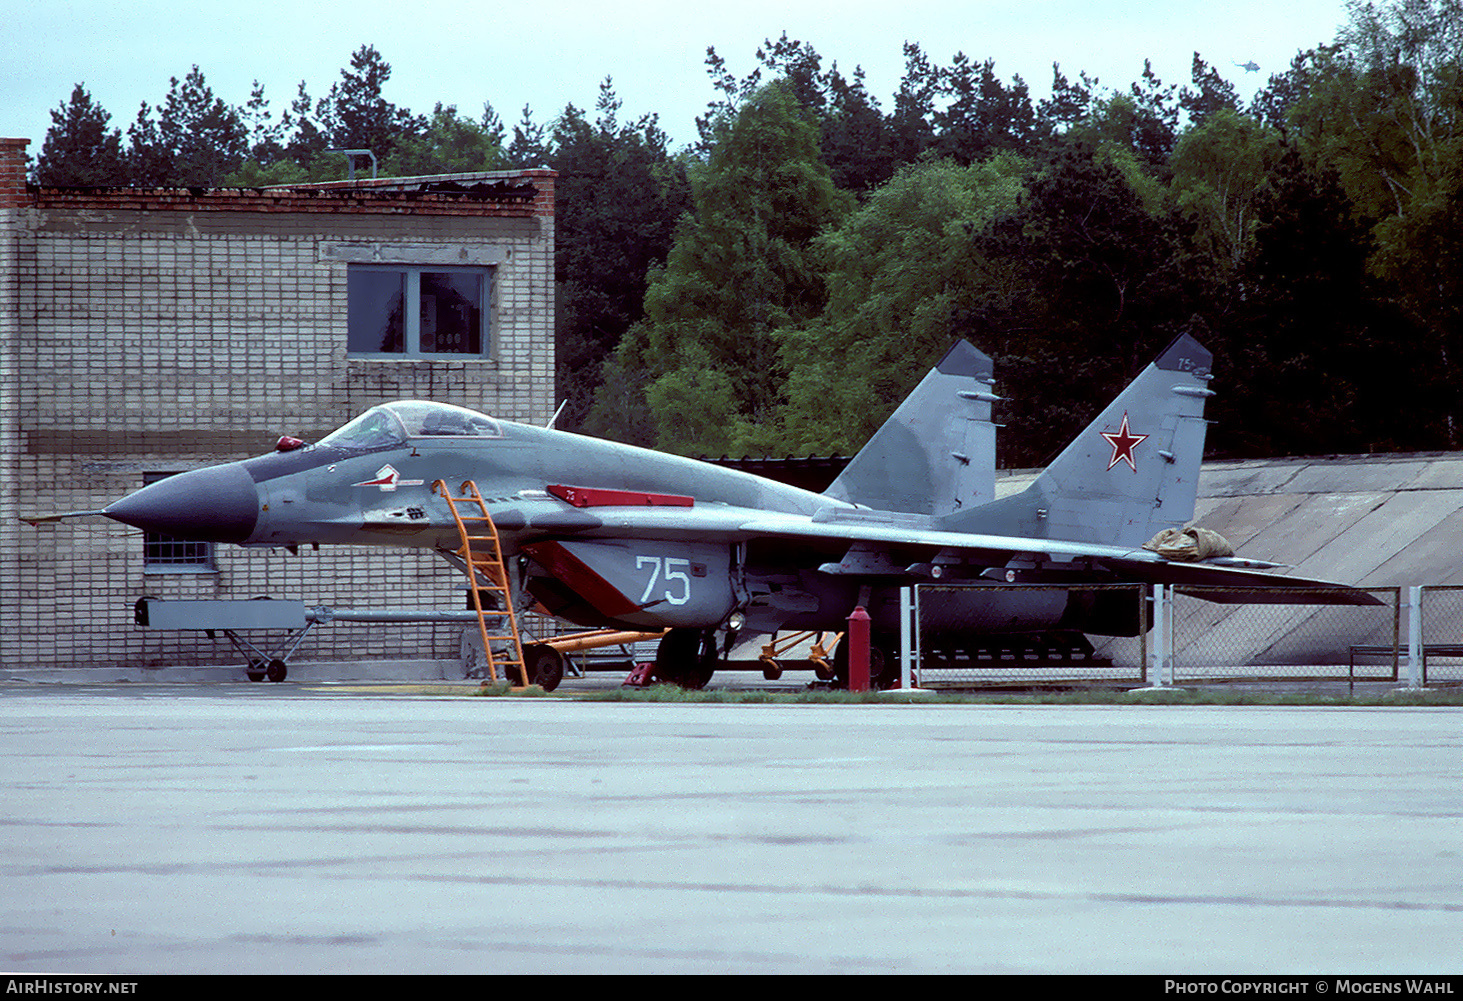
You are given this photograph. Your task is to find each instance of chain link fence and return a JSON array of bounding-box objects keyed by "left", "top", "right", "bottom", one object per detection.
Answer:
[
  {"left": 914, "top": 583, "right": 1148, "bottom": 687},
  {"left": 1409, "top": 585, "right": 1463, "bottom": 684},
  {"left": 1165, "top": 587, "right": 1401, "bottom": 683},
  {"left": 911, "top": 582, "right": 1421, "bottom": 688}
]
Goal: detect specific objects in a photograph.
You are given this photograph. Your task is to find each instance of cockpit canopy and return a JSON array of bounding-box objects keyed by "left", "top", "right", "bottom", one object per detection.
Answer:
[{"left": 318, "top": 401, "right": 503, "bottom": 451}]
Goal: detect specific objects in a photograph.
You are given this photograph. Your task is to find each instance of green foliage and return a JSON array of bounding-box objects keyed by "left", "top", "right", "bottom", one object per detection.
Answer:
[
  {"left": 35, "top": 84, "right": 124, "bottom": 186},
  {"left": 591, "top": 82, "right": 850, "bottom": 456},
  {"left": 222, "top": 159, "right": 310, "bottom": 187},
  {"left": 771, "top": 157, "right": 1026, "bottom": 454},
  {"left": 1206, "top": 145, "right": 1424, "bottom": 457},
  {"left": 1170, "top": 108, "right": 1283, "bottom": 269},
  {"left": 568, "top": 683, "right": 1463, "bottom": 705},
  {"left": 126, "top": 66, "right": 249, "bottom": 186},
  {"left": 241, "top": 80, "right": 286, "bottom": 165},
  {"left": 1069, "top": 60, "right": 1180, "bottom": 177},
  {"left": 821, "top": 65, "right": 897, "bottom": 195},
  {"left": 1180, "top": 53, "right": 1242, "bottom": 125},
  {"left": 504, "top": 105, "right": 547, "bottom": 168},
  {"left": 980, "top": 138, "right": 1194, "bottom": 465},
  {"left": 281, "top": 80, "right": 329, "bottom": 167},
  {"left": 378, "top": 103, "right": 505, "bottom": 177},
  {"left": 934, "top": 53, "right": 1036, "bottom": 163},
  {"left": 23, "top": 5, "right": 1463, "bottom": 463},
  {"left": 315, "top": 44, "right": 423, "bottom": 161},
  {"left": 550, "top": 82, "right": 689, "bottom": 433}
]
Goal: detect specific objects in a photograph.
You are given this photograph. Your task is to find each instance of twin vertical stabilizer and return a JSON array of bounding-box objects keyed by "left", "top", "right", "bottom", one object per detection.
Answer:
[
  {"left": 834, "top": 334, "right": 1216, "bottom": 551},
  {"left": 823, "top": 341, "right": 998, "bottom": 518},
  {"left": 942, "top": 334, "right": 1214, "bottom": 548}
]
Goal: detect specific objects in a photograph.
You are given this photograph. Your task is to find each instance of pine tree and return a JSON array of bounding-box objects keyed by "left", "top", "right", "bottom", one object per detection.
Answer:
[
  {"left": 589, "top": 82, "right": 850, "bottom": 455},
  {"left": 317, "top": 45, "right": 422, "bottom": 159},
  {"left": 36, "top": 84, "right": 125, "bottom": 186},
  {"left": 550, "top": 80, "right": 689, "bottom": 433},
  {"left": 124, "top": 67, "right": 247, "bottom": 186}
]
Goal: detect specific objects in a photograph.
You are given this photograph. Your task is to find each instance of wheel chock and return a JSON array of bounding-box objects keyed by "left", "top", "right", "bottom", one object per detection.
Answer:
[{"left": 623, "top": 662, "right": 657, "bottom": 687}]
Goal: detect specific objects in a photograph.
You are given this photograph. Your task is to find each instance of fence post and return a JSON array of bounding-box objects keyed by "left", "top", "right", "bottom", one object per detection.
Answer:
[
  {"left": 1406, "top": 585, "right": 1424, "bottom": 690},
  {"left": 1150, "top": 584, "right": 1169, "bottom": 687},
  {"left": 900, "top": 586, "right": 914, "bottom": 690},
  {"left": 1137, "top": 584, "right": 1147, "bottom": 684}
]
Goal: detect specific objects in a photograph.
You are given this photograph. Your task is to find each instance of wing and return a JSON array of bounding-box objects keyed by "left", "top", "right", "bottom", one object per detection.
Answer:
[{"left": 519, "top": 501, "right": 1381, "bottom": 607}]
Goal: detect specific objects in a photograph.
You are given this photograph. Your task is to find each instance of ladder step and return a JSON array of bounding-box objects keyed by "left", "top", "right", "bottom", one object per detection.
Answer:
[{"left": 438, "top": 477, "right": 526, "bottom": 687}]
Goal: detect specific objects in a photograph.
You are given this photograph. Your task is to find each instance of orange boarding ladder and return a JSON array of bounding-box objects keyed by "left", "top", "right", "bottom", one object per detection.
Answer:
[{"left": 433, "top": 479, "right": 529, "bottom": 687}]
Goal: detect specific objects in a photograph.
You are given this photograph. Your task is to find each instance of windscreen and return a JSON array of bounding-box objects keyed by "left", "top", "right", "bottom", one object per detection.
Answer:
[{"left": 317, "top": 406, "right": 408, "bottom": 451}]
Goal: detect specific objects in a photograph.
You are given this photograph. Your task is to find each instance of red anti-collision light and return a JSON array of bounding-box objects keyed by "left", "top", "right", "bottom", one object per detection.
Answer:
[{"left": 275, "top": 435, "right": 306, "bottom": 452}]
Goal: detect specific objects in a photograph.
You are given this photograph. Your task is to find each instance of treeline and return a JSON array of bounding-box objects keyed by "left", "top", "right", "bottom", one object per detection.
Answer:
[{"left": 31, "top": 1, "right": 1463, "bottom": 464}]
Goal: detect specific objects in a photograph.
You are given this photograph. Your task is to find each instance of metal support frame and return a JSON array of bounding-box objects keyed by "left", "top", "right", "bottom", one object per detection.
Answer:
[
  {"left": 900, "top": 586, "right": 915, "bottom": 690},
  {"left": 217, "top": 623, "right": 321, "bottom": 682},
  {"left": 1406, "top": 585, "right": 1424, "bottom": 690},
  {"left": 134, "top": 597, "right": 499, "bottom": 682},
  {"left": 323, "top": 147, "right": 377, "bottom": 180}
]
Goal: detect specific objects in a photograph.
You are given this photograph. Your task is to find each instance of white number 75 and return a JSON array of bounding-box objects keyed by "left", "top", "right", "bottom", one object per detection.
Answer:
[{"left": 637, "top": 556, "right": 691, "bottom": 606}]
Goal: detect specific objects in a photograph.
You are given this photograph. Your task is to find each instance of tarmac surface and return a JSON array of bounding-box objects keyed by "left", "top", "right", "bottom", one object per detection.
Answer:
[{"left": 2, "top": 674, "right": 1460, "bottom": 974}]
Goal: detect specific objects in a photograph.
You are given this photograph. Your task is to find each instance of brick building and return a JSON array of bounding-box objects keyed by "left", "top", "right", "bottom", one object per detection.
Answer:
[{"left": 0, "top": 137, "right": 556, "bottom": 673}]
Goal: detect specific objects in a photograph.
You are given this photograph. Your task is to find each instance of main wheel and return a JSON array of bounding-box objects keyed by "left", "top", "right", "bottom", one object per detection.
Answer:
[
  {"left": 655, "top": 628, "right": 716, "bottom": 690},
  {"left": 266, "top": 658, "right": 288, "bottom": 683},
  {"left": 833, "top": 637, "right": 896, "bottom": 690}
]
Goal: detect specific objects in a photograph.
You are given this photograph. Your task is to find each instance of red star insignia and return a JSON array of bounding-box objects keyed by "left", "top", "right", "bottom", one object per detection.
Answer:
[{"left": 1100, "top": 412, "right": 1148, "bottom": 472}]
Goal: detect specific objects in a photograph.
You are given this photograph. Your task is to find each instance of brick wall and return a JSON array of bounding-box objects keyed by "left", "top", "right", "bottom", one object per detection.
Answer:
[
  {"left": 3, "top": 155, "right": 557, "bottom": 672},
  {"left": 1, "top": 141, "right": 29, "bottom": 670}
]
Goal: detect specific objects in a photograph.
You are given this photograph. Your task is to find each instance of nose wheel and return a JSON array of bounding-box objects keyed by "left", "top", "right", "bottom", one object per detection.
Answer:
[
  {"left": 246, "top": 659, "right": 289, "bottom": 683},
  {"left": 654, "top": 628, "right": 717, "bottom": 689},
  {"left": 523, "top": 644, "right": 564, "bottom": 692}
]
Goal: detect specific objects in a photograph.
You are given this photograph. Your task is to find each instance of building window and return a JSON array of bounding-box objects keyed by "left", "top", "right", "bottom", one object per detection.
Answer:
[
  {"left": 142, "top": 473, "right": 215, "bottom": 574},
  {"left": 348, "top": 265, "right": 492, "bottom": 358}
]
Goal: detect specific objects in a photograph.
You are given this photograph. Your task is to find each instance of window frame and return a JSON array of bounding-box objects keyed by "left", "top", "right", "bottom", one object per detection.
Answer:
[
  {"left": 141, "top": 472, "right": 217, "bottom": 575},
  {"left": 347, "top": 263, "right": 494, "bottom": 360}
]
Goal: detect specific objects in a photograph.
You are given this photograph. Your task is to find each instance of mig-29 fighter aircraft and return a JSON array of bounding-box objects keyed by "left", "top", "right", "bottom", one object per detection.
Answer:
[{"left": 56, "top": 334, "right": 1376, "bottom": 687}]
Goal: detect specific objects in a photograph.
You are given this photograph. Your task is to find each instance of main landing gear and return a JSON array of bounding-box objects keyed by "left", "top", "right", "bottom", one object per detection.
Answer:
[{"left": 831, "top": 634, "right": 900, "bottom": 690}]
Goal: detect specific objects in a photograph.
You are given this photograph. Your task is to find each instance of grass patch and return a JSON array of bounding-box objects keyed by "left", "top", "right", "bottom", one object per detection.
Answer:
[
  {"left": 576, "top": 684, "right": 921, "bottom": 704},
  {"left": 453, "top": 678, "right": 1463, "bottom": 706},
  {"left": 471, "top": 682, "right": 551, "bottom": 697},
  {"left": 567, "top": 683, "right": 1463, "bottom": 707}
]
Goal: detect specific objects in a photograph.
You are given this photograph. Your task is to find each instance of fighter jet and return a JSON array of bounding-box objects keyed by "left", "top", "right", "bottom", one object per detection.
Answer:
[{"left": 50, "top": 334, "right": 1376, "bottom": 687}]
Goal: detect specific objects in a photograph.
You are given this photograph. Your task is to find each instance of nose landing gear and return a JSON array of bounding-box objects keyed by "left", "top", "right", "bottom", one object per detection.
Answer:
[{"left": 653, "top": 628, "right": 718, "bottom": 689}]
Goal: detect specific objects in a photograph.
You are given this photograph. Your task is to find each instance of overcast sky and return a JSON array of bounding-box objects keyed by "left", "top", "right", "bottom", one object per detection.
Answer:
[{"left": 4, "top": 0, "right": 1354, "bottom": 156}]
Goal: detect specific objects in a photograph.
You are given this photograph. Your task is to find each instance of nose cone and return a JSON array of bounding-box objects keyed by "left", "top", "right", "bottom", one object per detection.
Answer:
[{"left": 104, "top": 464, "right": 260, "bottom": 544}]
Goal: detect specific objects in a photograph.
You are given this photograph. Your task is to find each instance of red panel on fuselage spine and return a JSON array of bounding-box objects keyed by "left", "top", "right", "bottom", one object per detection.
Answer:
[{"left": 547, "top": 484, "right": 694, "bottom": 508}]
